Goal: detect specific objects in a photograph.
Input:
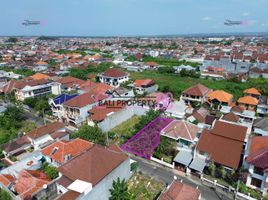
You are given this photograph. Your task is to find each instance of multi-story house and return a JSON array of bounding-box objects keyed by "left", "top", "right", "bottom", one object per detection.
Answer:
[
  {"left": 14, "top": 79, "right": 61, "bottom": 101},
  {"left": 57, "top": 145, "right": 131, "bottom": 200},
  {"left": 98, "top": 68, "right": 129, "bottom": 88},
  {"left": 245, "top": 136, "right": 268, "bottom": 196},
  {"left": 61, "top": 92, "right": 107, "bottom": 127},
  {"left": 180, "top": 84, "right": 211, "bottom": 105}
]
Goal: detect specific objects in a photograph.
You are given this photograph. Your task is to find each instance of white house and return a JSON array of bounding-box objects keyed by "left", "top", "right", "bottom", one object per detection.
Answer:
[{"left": 98, "top": 68, "right": 129, "bottom": 88}]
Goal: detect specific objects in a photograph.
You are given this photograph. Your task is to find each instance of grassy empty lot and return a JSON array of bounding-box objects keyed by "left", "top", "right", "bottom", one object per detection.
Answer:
[
  {"left": 128, "top": 173, "right": 165, "bottom": 200},
  {"left": 111, "top": 115, "right": 140, "bottom": 145},
  {"left": 130, "top": 71, "right": 268, "bottom": 99}
]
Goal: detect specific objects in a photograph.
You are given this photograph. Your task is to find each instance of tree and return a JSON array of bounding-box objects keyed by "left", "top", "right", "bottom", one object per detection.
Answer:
[
  {"left": 0, "top": 189, "right": 13, "bottom": 200},
  {"left": 71, "top": 124, "right": 106, "bottom": 145},
  {"left": 6, "top": 37, "right": 18, "bottom": 43},
  {"left": 109, "top": 178, "right": 132, "bottom": 200},
  {"left": 42, "top": 163, "right": 58, "bottom": 179},
  {"left": 208, "top": 162, "right": 216, "bottom": 177}
]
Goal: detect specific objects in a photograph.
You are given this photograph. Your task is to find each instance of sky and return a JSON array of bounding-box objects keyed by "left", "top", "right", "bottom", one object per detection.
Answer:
[{"left": 1, "top": 0, "right": 268, "bottom": 36}]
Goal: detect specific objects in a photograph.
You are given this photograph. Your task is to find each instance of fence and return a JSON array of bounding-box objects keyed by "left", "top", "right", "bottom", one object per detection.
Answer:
[
  {"left": 150, "top": 156, "right": 175, "bottom": 169},
  {"left": 201, "top": 176, "right": 258, "bottom": 200}
]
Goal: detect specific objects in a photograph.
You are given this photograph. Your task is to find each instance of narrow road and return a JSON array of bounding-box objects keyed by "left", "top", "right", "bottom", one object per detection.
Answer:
[{"left": 131, "top": 155, "right": 234, "bottom": 200}]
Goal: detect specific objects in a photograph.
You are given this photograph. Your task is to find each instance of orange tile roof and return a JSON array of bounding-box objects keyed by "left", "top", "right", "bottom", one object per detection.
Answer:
[
  {"left": 243, "top": 88, "right": 261, "bottom": 96},
  {"left": 41, "top": 138, "right": 93, "bottom": 164},
  {"left": 14, "top": 170, "right": 50, "bottom": 200},
  {"left": 208, "top": 90, "right": 233, "bottom": 103},
  {"left": 134, "top": 79, "right": 155, "bottom": 87},
  {"left": 159, "top": 180, "right": 200, "bottom": 200},
  {"left": 238, "top": 96, "right": 259, "bottom": 106},
  {"left": 0, "top": 174, "right": 15, "bottom": 187},
  {"left": 30, "top": 73, "right": 50, "bottom": 80},
  {"left": 36, "top": 61, "right": 48, "bottom": 65}
]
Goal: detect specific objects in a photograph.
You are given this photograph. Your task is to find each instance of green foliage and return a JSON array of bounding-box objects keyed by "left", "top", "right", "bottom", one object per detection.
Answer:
[
  {"left": 23, "top": 97, "right": 50, "bottom": 113},
  {"left": 180, "top": 69, "right": 200, "bottom": 78},
  {"left": 238, "top": 182, "right": 263, "bottom": 200},
  {"left": 158, "top": 67, "right": 175, "bottom": 74},
  {"left": 109, "top": 178, "right": 133, "bottom": 200},
  {"left": 42, "top": 162, "right": 58, "bottom": 179},
  {"left": 208, "top": 162, "right": 216, "bottom": 177},
  {"left": 0, "top": 189, "right": 13, "bottom": 200},
  {"left": 0, "top": 66, "right": 34, "bottom": 77},
  {"left": 0, "top": 106, "right": 24, "bottom": 144},
  {"left": 69, "top": 62, "right": 113, "bottom": 80},
  {"left": 6, "top": 37, "right": 18, "bottom": 43},
  {"left": 134, "top": 110, "right": 161, "bottom": 132},
  {"left": 71, "top": 124, "right": 106, "bottom": 145},
  {"left": 130, "top": 162, "right": 138, "bottom": 172},
  {"left": 153, "top": 136, "right": 177, "bottom": 162}
]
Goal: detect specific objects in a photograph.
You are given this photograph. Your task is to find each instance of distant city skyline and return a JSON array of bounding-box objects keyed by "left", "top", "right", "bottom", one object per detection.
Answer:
[{"left": 1, "top": 0, "right": 268, "bottom": 36}]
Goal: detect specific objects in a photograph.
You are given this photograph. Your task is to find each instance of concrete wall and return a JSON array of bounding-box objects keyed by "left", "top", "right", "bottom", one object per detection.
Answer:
[
  {"left": 98, "top": 106, "right": 147, "bottom": 132},
  {"left": 78, "top": 158, "right": 131, "bottom": 200}
]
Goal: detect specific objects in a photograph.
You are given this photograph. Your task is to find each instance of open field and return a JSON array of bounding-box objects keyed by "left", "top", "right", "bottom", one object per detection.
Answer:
[{"left": 130, "top": 71, "right": 268, "bottom": 99}]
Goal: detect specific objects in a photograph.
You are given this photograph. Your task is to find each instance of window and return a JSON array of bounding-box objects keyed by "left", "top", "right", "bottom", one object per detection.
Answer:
[
  {"left": 253, "top": 167, "right": 264, "bottom": 176},
  {"left": 251, "top": 177, "right": 262, "bottom": 188}
]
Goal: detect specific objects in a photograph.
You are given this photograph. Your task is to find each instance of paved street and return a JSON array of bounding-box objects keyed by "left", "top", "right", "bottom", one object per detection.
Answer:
[{"left": 131, "top": 156, "right": 234, "bottom": 200}]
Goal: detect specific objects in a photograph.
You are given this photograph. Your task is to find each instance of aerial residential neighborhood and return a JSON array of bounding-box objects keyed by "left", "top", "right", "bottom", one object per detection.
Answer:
[{"left": 1, "top": 1, "right": 268, "bottom": 200}]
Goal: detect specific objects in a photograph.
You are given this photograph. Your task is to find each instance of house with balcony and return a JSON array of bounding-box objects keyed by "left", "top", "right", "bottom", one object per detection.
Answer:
[
  {"left": 237, "top": 95, "right": 259, "bottom": 111},
  {"left": 98, "top": 68, "right": 129, "bottom": 88},
  {"left": 207, "top": 90, "right": 233, "bottom": 108},
  {"left": 245, "top": 136, "right": 268, "bottom": 196},
  {"left": 49, "top": 93, "right": 78, "bottom": 118},
  {"left": 56, "top": 145, "right": 131, "bottom": 200},
  {"left": 180, "top": 84, "right": 211, "bottom": 105},
  {"left": 62, "top": 92, "right": 107, "bottom": 127},
  {"left": 14, "top": 79, "right": 61, "bottom": 101}
]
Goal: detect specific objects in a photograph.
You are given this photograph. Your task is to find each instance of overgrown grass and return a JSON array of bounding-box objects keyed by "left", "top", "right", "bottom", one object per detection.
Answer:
[
  {"left": 130, "top": 71, "right": 268, "bottom": 99},
  {"left": 128, "top": 173, "right": 165, "bottom": 200},
  {"left": 111, "top": 115, "right": 140, "bottom": 145}
]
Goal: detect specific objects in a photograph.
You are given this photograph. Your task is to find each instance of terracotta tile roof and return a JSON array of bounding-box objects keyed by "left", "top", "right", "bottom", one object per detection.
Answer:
[
  {"left": 41, "top": 138, "right": 93, "bottom": 164},
  {"left": 0, "top": 174, "right": 15, "bottom": 187},
  {"left": 192, "top": 107, "right": 209, "bottom": 123},
  {"left": 231, "top": 105, "right": 244, "bottom": 113},
  {"left": 57, "top": 76, "right": 85, "bottom": 88},
  {"left": 58, "top": 145, "right": 127, "bottom": 186},
  {"left": 27, "top": 121, "right": 65, "bottom": 139},
  {"left": 159, "top": 180, "right": 200, "bottom": 200},
  {"left": 81, "top": 82, "right": 113, "bottom": 95},
  {"left": 208, "top": 90, "right": 233, "bottom": 103},
  {"left": 57, "top": 190, "right": 80, "bottom": 200},
  {"left": 134, "top": 79, "right": 155, "bottom": 87},
  {"left": 30, "top": 73, "right": 50, "bottom": 80},
  {"left": 63, "top": 92, "right": 107, "bottom": 108},
  {"left": 211, "top": 121, "right": 247, "bottom": 142},
  {"left": 36, "top": 61, "right": 48, "bottom": 66},
  {"left": 197, "top": 129, "right": 244, "bottom": 169},
  {"left": 182, "top": 84, "right": 210, "bottom": 97},
  {"left": 246, "top": 136, "right": 268, "bottom": 172},
  {"left": 102, "top": 68, "right": 127, "bottom": 78},
  {"left": 238, "top": 96, "right": 259, "bottom": 106},
  {"left": 88, "top": 102, "right": 125, "bottom": 122},
  {"left": 2, "top": 135, "right": 30, "bottom": 153},
  {"left": 14, "top": 170, "right": 50, "bottom": 200},
  {"left": 14, "top": 79, "right": 50, "bottom": 89},
  {"left": 161, "top": 120, "right": 200, "bottom": 141},
  {"left": 243, "top": 88, "right": 261, "bottom": 96},
  {"left": 222, "top": 112, "right": 240, "bottom": 123}
]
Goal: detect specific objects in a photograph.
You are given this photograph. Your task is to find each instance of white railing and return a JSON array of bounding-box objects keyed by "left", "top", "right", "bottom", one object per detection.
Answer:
[{"left": 150, "top": 156, "right": 175, "bottom": 168}]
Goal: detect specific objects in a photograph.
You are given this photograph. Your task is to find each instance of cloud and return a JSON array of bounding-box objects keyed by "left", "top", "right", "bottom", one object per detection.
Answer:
[
  {"left": 201, "top": 17, "right": 212, "bottom": 21},
  {"left": 242, "top": 12, "right": 249, "bottom": 16}
]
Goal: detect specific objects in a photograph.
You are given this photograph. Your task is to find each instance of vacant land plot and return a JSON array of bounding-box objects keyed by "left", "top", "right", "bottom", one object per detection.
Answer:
[{"left": 128, "top": 173, "right": 165, "bottom": 200}]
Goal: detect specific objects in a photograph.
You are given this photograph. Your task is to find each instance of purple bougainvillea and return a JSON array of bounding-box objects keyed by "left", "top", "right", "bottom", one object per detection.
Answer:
[{"left": 121, "top": 116, "right": 173, "bottom": 159}]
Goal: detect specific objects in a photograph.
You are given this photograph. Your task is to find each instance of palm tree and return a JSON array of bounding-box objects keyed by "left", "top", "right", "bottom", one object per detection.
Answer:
[{"left": 109, "top": 178, "right": 132, "bottom": 200}]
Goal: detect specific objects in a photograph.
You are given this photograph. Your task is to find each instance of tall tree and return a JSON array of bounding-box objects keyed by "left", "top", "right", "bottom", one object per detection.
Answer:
[{"left": 109, "top": 178, "right": 132, "bottom": 200}]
